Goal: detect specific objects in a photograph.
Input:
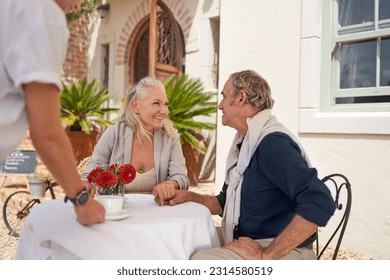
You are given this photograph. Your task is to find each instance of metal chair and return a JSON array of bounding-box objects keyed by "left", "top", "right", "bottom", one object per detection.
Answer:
[{"left": 316, "top": 173, "right": 352, "bottom": 260}]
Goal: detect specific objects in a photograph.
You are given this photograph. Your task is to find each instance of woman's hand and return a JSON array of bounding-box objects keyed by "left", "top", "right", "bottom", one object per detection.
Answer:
[{"left": 153, "top": 180, "right": 178, "bottom": 205}]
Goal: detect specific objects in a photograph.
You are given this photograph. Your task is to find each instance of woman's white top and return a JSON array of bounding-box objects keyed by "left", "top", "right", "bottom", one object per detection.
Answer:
[
  {"left": 82, "top": 122, "right": 189, "bottom": 190},
  {"left": 124, "top": 167, "right": 157, "bottom": 193}
]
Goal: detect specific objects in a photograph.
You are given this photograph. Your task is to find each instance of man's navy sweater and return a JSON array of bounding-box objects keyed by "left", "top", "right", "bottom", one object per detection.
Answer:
[{"left": 217, "top": 132, "right": 336, "bottom": 240}]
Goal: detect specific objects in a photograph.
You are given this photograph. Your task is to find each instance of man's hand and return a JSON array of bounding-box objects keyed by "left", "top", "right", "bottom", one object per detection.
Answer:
[
  {"left": 167, "top": 190, "right": 191, "bottom": 206},
  {"left": 223, "top": 237, "right": 267, "bottom": 259},
  {"left": 152, "top": 181, "right": 177, "bottom": 205},
  {"left": 74, "top": 198, "right": 105, "bottom": 225}
]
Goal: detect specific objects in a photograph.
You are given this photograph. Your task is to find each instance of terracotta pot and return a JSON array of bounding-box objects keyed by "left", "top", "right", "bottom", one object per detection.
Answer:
[
  {"left": 182, "top": 140, "right": 200, "bottom": 186},
  {"left": 65, "top": 129, "right": 99, "bottom": 164}
]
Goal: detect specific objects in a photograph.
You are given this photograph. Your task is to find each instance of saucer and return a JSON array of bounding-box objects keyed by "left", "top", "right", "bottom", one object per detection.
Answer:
[{"left": 105, "top": 209, "right": 131, "bottom": 221}]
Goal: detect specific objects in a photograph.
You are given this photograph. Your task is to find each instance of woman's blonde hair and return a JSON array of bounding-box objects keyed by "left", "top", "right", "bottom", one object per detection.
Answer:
[{"left": 119, "top": 77, "right": 178, "bottom": 143}]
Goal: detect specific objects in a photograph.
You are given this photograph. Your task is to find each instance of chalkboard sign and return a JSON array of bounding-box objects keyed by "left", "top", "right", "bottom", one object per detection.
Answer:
[{"left": 0, "top": 150, "right": 38, "bottom": 174}]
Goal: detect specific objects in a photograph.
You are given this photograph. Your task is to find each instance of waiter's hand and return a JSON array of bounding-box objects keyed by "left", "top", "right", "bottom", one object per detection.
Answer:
[{"left": 74, "top": 198, "right": 105, "bottom": 225}]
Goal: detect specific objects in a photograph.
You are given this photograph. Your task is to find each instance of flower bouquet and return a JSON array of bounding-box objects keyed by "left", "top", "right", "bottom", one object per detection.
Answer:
[{"left": 87, "top": 163, "right": 136, "bottom": 195}]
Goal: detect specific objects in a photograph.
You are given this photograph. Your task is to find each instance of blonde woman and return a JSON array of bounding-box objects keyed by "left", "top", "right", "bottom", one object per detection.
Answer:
[{"left": 82, "top": 77, "right": 189, "bottom": 205}]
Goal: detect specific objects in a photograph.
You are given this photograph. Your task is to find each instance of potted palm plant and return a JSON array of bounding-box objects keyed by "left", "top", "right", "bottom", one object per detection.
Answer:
[
  {"left": 165, "top": 74, "right": 217, "bottom": 186},
  {"left": 61, "top": 79, "right": 118, "bottom": 163}
]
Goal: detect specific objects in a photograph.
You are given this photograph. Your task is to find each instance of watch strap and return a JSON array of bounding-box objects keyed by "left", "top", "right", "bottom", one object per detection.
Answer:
[{"left": 64, "top": 187, "right": 89, "bottom": 206}]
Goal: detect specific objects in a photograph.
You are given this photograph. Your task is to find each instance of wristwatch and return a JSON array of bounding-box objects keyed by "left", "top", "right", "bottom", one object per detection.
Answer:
[{"left": 64, "top": 187, "right": 89, "bottom": 206}]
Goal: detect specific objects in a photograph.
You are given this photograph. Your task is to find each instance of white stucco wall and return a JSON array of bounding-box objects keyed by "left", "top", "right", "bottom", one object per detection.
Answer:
[
  {"left": 90, "top": 0, "right": 145, "bottom": 106},
  {"left": 216, "top": 0, "right": 303, "bottom": 192}
]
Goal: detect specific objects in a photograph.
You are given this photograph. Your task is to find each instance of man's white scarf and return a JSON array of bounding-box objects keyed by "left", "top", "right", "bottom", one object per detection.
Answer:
[{"left": 220, "top": 109, "right": 311, "bottom": 245}]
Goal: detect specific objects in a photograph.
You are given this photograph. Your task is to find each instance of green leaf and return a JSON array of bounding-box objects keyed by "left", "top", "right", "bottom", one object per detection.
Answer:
[
  {"left": 165, "top": 74, "right": 217, "bottom": 153},
  {"left": 60, "top": 79, "right": 119, "bottom": 133},
  {"left": 66, "top": 0, "right": 98, "bottom": 22}
]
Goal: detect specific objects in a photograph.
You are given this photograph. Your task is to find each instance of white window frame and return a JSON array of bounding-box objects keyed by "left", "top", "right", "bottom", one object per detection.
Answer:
[{"left": 299, "top": 0, "right": 390, "bottom": 134}]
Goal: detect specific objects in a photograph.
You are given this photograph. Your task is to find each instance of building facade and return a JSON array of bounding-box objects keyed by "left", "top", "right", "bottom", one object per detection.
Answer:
[{"left": 74, "top": 0, "right": 390, "bottom": 259}]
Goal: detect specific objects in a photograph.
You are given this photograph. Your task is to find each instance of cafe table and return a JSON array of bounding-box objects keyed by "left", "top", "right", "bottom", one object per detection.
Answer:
[{"left": 15, "top": 194, "right": 220, "bottom": 260}]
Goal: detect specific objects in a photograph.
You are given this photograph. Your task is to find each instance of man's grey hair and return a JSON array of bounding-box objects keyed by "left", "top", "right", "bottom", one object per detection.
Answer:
[{"left": 230, "top": 70, "right": 274, "bottom": 110}]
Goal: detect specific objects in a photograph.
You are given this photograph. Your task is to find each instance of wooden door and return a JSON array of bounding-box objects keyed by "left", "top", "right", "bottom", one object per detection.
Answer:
[{"left": 129, "top": 2, "right": 184, "bottom": 85}]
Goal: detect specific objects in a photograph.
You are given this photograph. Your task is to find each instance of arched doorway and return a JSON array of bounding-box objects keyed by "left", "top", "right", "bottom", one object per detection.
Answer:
[{"left": 129, "top": 1, "right": 184, "bottom": 85}]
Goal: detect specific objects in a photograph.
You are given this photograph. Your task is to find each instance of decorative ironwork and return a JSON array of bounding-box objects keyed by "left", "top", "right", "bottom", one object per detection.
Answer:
[
  {"left": 156, "top": 7, "right": 178, "bottom": 66},
  {"left": 134, "top": 29, "right": 149, "bottom": 83}
]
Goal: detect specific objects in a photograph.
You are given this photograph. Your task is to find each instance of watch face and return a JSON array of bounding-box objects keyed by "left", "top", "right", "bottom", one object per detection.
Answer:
[{"left": 78, "top": 191, "right": 89, "bottom": 205}]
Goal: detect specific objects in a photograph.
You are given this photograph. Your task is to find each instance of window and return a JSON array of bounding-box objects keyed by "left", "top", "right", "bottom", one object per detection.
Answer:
[
  {"left": 102, "top": 44, "right": 110, "bottom": 88},
  {"left": 97, "top": 34, "right": 114, "bottom": 97},
  {"left": 299, "top": 0, "right": 390, "bottom": 134},
  {"left": 326, "top": 0, "right": 390, "bottom": 109}
]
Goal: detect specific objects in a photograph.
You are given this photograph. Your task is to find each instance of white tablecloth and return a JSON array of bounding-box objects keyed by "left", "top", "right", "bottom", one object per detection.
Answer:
[{"left": 15, "top": 194, "right": 220, "bottom": 259}]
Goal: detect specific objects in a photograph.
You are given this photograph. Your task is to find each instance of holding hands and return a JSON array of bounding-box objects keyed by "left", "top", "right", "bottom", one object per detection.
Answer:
[
  {"left": 152, "top": 180, "right": 179, "bottom": 205},
  {"left": 166, "top": 190, "right": 191, "bottom": 206}
]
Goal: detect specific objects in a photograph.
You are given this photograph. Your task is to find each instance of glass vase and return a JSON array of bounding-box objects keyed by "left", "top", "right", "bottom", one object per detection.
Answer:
[{"left": 97, "top": 182, "right": 124, "bottom": 197}]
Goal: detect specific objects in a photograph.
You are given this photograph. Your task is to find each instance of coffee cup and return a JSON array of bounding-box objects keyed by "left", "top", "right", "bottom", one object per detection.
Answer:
[{"left": 95, "top": 195, "right": 123, "bottom": 214}]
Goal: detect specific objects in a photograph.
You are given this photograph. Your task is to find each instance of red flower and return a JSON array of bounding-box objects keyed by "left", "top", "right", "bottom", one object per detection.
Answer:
[
  {"left": 109, "top": 164, "right": 121, "bottom": 174},
  {"left": 119, "top": 164, "right": 137, "bottom": 184},
  {"left": 95, "top": 171, "right": 117, "bottom": 188},
  {"left": 87, "top": 167, "right": 103, "bottom": 183},
  {"left": 88, "top": 163, "right": 137, "bottom": 190}
]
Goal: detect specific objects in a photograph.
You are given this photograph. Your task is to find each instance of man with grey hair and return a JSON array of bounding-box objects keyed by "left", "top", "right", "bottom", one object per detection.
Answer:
[
  {"left": 0, "top": 0, "right": 105, "bottom": 225},
  {"left": 168, "top": 70, "right": 335, "bottom": 260}
]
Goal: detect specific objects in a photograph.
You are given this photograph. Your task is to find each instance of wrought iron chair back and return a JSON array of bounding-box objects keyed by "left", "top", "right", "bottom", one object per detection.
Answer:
[{"left": 316, "top": 173, "right": 352, "bottom": 260}]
